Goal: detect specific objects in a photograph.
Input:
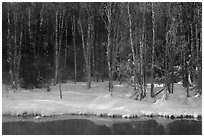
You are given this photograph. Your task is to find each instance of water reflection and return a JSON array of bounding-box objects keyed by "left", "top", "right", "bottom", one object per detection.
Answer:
[
  {"left": 168, "top": 120, "right": 202, "bottom": 135},
  {"left": 112, "top": 120, "right": 165, "bottom": 135},
  {"left": 2, "top": 119, "right": 111, "bottom": 135},
  {"left": 2, "top": 116, "right": 202, "bottom": 135}
]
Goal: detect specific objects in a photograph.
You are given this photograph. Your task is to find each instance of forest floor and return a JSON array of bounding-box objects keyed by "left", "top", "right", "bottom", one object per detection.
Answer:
[{"left": 2, "top": 81, "right": 202, "bottom": 118}]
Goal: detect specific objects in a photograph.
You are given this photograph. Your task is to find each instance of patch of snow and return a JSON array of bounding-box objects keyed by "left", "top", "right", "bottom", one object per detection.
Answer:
[
  {"left": 2, "top": 82, "right": 202, "bottom": 118},
  {"left": 114, "top": 84, "right": 124, "bottom": 87},
  {"left": 147, "top": 83, "right": 164, "bottom": 88},
  {"left": 122, "top": 114, "right": 130, "bottom": 118},
  {"left": 34, "top": 116, "right": 41, "bottom": 119},
  {"left": 176, "top": 81, "right": 183, "bottom": 84},
  {"left": 20, "top": 90, "right": 30, "bottom": 93}
]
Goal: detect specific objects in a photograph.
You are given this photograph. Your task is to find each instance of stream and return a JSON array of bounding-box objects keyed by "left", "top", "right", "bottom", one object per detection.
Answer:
[{"left": 2, "top": 115, "right": 202, "bottom": 135}]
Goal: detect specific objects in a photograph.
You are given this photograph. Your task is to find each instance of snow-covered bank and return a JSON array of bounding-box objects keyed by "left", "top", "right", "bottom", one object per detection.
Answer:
[{"left": 2, "top": 82, "right": 202, "bottom": 118}]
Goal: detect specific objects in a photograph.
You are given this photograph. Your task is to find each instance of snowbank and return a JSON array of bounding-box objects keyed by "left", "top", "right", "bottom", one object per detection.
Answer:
[{"left": 2, "top": 82, "right": 202, "bottom": 118}]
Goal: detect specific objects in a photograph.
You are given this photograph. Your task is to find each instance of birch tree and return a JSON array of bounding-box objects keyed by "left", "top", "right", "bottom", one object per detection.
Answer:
[
  {"left": 127, "top": 2, "right": 138, "bottom": 98},
  {"left": 78, "top": 3, "right": 94, "bottom": 89},
  {"left": 139, "top": 2, "right": 147, "bottom": 100},
  {"left": 54, "top": 7, "right": 59, "bottom": 85},
  {"left": 72, "top": 15, "right": 77, "bottom": 84},
  {"left": 7, "top": 3, "right": 23, "bottom": 91},
  {"left": 101, "top": 2, "right": 114, "bottom": 95},
  {"left": 7, "top": 3, "right": 13, "bottom": 90},
  {"left": 150, "top": 2, "right": 155, "bottom": 99},
  {"left": 54, "top": 5, "right": 65, "bottom": 86}
]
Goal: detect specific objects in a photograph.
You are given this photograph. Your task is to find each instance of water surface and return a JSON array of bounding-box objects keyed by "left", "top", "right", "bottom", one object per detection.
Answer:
[{"left": 2, "top": 115, "right": 202, "bottom": 135}]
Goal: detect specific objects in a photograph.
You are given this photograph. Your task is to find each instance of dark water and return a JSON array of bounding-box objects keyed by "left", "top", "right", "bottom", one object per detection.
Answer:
[{"left": 2, "top": 116, "right": 202, "bottom": 135}]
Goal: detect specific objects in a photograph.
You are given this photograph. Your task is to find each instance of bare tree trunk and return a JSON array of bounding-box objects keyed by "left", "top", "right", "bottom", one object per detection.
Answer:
[
  {"left": 195, "top": 23, "right": 199, "bottom": 68},
  {"left": 86, "top": 14, "right": 93, "bottom": 89},
  {"left": 72, "top": 15, "right": 77, "bottom": 84},
  {"left": 54, "top": 8, "right": 59, "bottom": 85},
  {"left": 127, "top": 3, "right": 137, "bottom": 98},
  {"left": 7, "top": 4, "right": 14, "bottom": 90},
  {"left": 87, "top": 50, "right": 91, "bottom": 89},
  {"left": 28, "top": 5, "right": 36, "bottom": 87},
  {"left": 28, "top": 7, "right": 32, "bottom": 41},
  {"left": 170, "top": 25, "right": 176, "bottom": 94},
  {"left": 78, "top": 17, "right": 91, "bottom": 89},
  {"left": 9, "top": 8, "right": 23, "bottom": 91},
  {"left": 65, "top": 25, "right": 68, "bottom": 80},
  {"left": 36, "top": 3, "right": 45, "bottom": 84},
  {"left": 140, "top": 3, "right": 146, "bottom": 100},
  {"left": 16, "top": 11, "right": 23, "bottom": 90},
  {"left": 107, "top": 26, "right": 113, "bottom": 95},
  {"left": 106, "top": 3, "right": 113, "bottom": 95},
  {"left": 59, "top": 83, "right": 62, "bottom": 99},
  {"left": 189, "top": 23, "right": 194, "bottom": 86},
  {"left": 186, "top": 83, "right": 190, "bottom": 97},
  {"left": 95, "top": 40, "right": 98, "bottom": 82},
  {"left": 59, "top": 66, "right": 62, "bottom": 99},
  {"left": 199, "top": 27, "right": 201, "bottom": 70},
  {"left": 184, "top": 37, "right": 190, "bottom": 97},
  {"left": 181, "top": 37, "right": 185, "bottom": 91},
  {"left": 185, "top": 46, "right": 190, "bottom": 98},
  {"left": 92, "top": 45, "right": 96, "bottom": 81},
  {"left": 78, "top": 18, "right": 87, "bottom": 84},
  {"left": 143, "top": 33, "right": 147, "bottom": 98},
  {"left": 150, "top": 3, "right": 155, "bottom": 100},
  {"left": 170, "top": 43, "right": 175, "bottom": 94},
  {"left": 101, "top": 3, "right": 113, "bottom": 94},
  {"left": 58, "top": 9, "right": 65, "bottom": 98},
  {"left": 13, "top": 12, "right": 18, "bottom": 91},
  {"left": 163, "top": 3, "right": 173, "bottom": 99},
  {"left": 40, "top": 4, "right": 44, "bottom": 30},
  {"left": 112, "top": 24, "right": 120, "bottom": 84},
  {"left": 164, "top": 37, "right": 169, "bottom": 98},
  {"left": 78, "top": 19, "right": 86, "bottom": 65},
  {"left": 195, "top": 6, "right": 201, "bottom": 74}
]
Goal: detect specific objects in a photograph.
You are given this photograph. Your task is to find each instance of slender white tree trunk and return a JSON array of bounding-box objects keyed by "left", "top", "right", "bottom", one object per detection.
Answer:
[
  {"left": 127, "top": 3, "right": 137, "bottom": 97},
  {"left": 150, "top": 3, "right": 155, "bottom": 100},
  {"left": 54, "top": 9, "right": 59, "bottom": 85},
  {"left": 7, "top": 4, "right": 14, "bottom": 90},
  {"left": 78, "top": 17, "right": 91, "bottom": 89},
  {"left": 72, "top": 15, "right": 77, "bottom": 84}
]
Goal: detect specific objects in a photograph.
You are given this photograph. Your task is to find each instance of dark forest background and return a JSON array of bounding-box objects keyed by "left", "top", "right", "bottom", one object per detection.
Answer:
[{"left": 2, "top": 2, "right": 202, "bottom": 100}]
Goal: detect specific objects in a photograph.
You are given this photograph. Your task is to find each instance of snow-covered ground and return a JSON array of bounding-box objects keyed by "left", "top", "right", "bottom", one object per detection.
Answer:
[{"left": 2, "top": 81, "right": 202, "bottom": 118}]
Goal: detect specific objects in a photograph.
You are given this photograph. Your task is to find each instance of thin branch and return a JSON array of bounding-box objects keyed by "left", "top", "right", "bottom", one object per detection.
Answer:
[{"left": 100, "top": 11, "right": 108, "bottom": 30}]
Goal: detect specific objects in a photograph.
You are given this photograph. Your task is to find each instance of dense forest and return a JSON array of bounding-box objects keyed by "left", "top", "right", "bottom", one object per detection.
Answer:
[{"left": 2, "top": 2, "right": 202, "bottom": 100}]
